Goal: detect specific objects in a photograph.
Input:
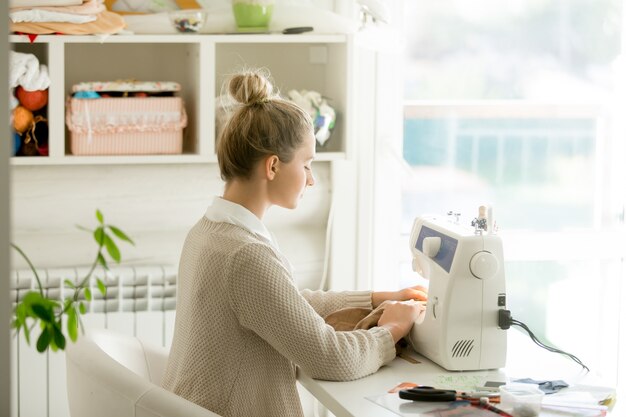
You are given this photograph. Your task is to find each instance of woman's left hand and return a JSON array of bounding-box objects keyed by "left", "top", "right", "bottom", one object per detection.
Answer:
[{"left": 372, "top": 285, "right": 428, "bottom": 308}]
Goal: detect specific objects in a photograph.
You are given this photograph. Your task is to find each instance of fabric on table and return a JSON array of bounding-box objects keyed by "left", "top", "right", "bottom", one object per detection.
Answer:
[
  {"left": 325, "top": 301, "right": 405, "bottom": 354},
  {"left": 513, "top": 378, "right": 569, "bottom": 394}
]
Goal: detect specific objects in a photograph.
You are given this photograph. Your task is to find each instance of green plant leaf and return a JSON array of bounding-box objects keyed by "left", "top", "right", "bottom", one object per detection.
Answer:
[
  {"left": 53, "top": 325, "right": 66, "bottom": 350},
  {"left": 11, "top": 318, "right": 21, "bottom": 331},
  {"left": 31, "top": 303, "right": 53, "bottom": 322},
  {"left": 36, "top": 330, "right": 51, "bottom": 353},
  {"left": 96, "top": 209, "right": 104, "bottom": 224},
  {"left": 94, "top": 227, "right": 105, "bottom": 246},
  {"left": 96, "top": 278, "right": 107, "bottom": 296},
  {"left": 64, "top": 279, "right": 76, "bottom": 289},
  {"left": 67, "top": 308, "right": 78, "bottom": 342},
  {"left": 15, "top": 303, "right": 27, "bottom": 326},
  {"left": 84, "top": 287, "right": 92, "bottom": 301},
  {"left": 108, "top": 225, "right": 135, "bottom": 245},
  {"left": 79, "top": 302, "right": 86, "bottom": 315},
  {"left": 23, "top": 323, "right": 31, "bottom": 344},
  {"left": 97, "top": 253, "right": 109, "bottom": 270},
  {"left": 103, "top": 234, "right": 121, "bottom": 263},
  {"left": 22, "top": 291, "right": 44, "bottom": 307},
  {"left": 75, "top": 224, "right": 91, "bottom": 232}
]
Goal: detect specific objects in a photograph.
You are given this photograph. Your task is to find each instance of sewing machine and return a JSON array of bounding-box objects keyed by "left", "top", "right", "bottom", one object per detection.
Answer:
[{"left": 408, "top": 210, "right": 507, "bottom": 371}]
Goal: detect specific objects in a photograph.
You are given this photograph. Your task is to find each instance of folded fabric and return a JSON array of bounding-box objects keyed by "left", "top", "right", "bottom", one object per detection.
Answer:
[
  {"left": 10, "top": 9, "right": 98, "bottom": 23},
  {"left": 9, "top": 50, "right": 50, "bottom": 90},
  {"left": 73, "top": 80, "right": 181, "bottom": 92},
  {"left": 513, "top": 378, "right": 569, "bottom": 394},
  {"left": 325, "top": 307, "right": 373, "bottom": 331},
  {"left": 10, "top": 9, "right": 125, "bottom": 34},
  {"left": 324, "top": 301, "right": 405, "bottom": 354},
  {"left": 10, "top": 0, "right": 83, "bottom": 7},
  {"left": 11, "top": 0, "right": 105, "bottom": 16}
]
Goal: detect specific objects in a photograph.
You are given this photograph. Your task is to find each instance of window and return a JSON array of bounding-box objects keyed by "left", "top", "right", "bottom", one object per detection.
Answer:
[{"left": 394, "top": 0, "right": 626, "bottom": 383}]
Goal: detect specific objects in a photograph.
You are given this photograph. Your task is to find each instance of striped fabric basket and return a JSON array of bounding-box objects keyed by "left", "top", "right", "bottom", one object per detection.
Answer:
[{"left": 66, "top": 83, "right": 187, "bottom": 156}]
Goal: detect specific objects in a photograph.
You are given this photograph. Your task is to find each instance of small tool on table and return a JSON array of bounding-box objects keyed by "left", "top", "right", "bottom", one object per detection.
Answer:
[
  {"left": 282, "top": 26, "right": 314, "bottom": 34},
  {"left": 398, "top": 386, "right": 500, "bottom": 402},
  {"left": 398, "top": 386, "right": 457, "bottom": 402},
  {"left": 398, "top": 386, "right": 512, "bottom": 416}
]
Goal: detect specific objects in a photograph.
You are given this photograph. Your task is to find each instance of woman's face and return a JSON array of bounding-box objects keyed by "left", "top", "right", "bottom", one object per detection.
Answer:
[{"left": 269, "top": 132, "right": 316, "bottom": 209}]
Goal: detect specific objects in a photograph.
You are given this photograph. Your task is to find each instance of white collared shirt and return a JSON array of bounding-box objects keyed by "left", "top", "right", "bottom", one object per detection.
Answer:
[{"left": 204, "top": 196, "right": 280, "bottom": 250}]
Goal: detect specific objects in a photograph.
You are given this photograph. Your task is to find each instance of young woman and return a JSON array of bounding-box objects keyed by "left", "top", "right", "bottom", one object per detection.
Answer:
[{"left": 162, "top": 69, "right": 426, "bottom": 417}]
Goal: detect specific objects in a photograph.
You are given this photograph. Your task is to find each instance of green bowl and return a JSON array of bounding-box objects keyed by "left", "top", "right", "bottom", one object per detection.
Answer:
[{"left": 232, "top": 2, "right": 274, "bottom": 31}]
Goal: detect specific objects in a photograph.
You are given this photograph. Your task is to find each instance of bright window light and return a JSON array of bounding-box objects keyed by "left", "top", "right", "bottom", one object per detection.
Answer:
[{"left": 397, "top": 0, "right": 626, "bottom": 386}]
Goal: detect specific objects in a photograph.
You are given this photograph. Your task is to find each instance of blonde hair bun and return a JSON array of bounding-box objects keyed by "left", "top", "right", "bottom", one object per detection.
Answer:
[
  {"left": 228, "top": 69, "right": 274, "bottom": 105},
  {"left": 217, "top": 68, "right": 313, "bottom": 182}
]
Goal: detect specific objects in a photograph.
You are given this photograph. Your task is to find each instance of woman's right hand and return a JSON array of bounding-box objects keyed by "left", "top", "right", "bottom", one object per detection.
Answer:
[{"left": 378, "top": 300, "right": 425, "bottom": 343}]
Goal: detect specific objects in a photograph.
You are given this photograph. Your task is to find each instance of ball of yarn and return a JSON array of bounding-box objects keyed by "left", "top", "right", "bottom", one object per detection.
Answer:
[
  {"left": 13, "top": 106, "right": 34, "bottom": 134},
  {"left": 13, "top": 133, "right": 21, "bottom": 156},
  {"left": 16, "top": 86, "right": 48, "bottom": 111}
]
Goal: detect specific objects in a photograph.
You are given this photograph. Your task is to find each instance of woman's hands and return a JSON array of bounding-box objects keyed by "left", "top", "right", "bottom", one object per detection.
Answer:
[
  {"left": 371, "top": 285, "right": 428, "bottom": 308},
  {"left": 371, "top": 285, "right": 428, "bottom": 343},
  {"left": 378, "top": 300, "right": 425, "bottom": 343}
]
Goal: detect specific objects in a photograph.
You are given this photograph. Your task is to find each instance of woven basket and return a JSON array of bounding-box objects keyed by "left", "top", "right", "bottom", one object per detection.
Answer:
[{"left": 66, "top": 96, "right": 187, "bottom": 156}]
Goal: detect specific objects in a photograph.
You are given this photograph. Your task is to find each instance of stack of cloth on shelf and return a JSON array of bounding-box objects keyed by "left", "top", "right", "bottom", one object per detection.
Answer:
[
  {"left": 9, "top": 51, "right": 51, "bottom": 156},
  {"left": 9, "top": 0, "right": 125, "bottom": 35}
]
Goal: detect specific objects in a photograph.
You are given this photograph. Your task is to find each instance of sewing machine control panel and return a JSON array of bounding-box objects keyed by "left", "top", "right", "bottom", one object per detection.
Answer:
[{"left": 415, "top": 226, "right": 458, "bottom": 273}]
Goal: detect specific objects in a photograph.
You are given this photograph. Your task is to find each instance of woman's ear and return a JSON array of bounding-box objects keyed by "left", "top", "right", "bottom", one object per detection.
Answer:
[{"left": 264, "top": 155, "right": 280, "bottom": 180}]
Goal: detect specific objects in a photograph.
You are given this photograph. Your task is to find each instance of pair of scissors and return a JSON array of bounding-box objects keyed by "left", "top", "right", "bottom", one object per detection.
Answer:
[{"left": 398, "top": 386, "right": 458, "bottom": 402}]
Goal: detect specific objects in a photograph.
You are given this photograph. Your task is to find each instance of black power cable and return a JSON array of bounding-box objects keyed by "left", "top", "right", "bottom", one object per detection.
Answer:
[{"left": 499, "top": 309, "right": 589, "bottom": 372}]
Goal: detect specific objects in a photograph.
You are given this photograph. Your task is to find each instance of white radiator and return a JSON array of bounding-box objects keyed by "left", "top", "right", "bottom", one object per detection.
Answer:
[{"left": 9, "top": 265, "right": 179, "bottom": 417}]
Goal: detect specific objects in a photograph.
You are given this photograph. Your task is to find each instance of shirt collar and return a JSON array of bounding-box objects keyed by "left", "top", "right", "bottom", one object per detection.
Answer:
[{"left": 204, "top": 196, "right": 276, "bottom": 247}]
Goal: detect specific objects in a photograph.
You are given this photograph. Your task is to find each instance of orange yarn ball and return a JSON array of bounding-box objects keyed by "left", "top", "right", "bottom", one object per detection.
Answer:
[
  {"left": 13, "top": 106, "right": 34, "bottom": 134},
  {"left": 16, "top": 86, "right": 48, "bottom": 111}
]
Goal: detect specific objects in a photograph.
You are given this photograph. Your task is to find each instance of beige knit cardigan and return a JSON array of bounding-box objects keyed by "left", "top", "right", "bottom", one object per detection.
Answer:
[{"left": 161, "top": 219, "right": 396, "bottom": 417}]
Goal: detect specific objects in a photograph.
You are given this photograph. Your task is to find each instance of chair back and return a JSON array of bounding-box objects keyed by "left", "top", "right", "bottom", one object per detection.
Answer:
[{"left": 66, "top": 329, "right": 221, "bottom": 417}]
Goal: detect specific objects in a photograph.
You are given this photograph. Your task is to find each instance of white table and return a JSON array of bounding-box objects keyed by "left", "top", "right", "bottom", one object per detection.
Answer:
[{"left": 298, "top": 329, "right": 617, "bottom": 417}]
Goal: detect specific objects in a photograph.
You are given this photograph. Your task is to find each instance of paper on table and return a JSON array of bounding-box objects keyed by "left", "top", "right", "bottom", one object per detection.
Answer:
[
  {"left": 544, "top": 384, "right": 615, "bottom": 406},
  {"left": 537, "top": 384, "right": 613, "bottom": 417},
  {"left": 540, "top": 404, "right": 607, "bottom": 417},
  {"left": 366, "top": 394, "right": 506, "bottom": 417},
  {"left": 432, "top": 374, "right": 488, "bottom": 391}
]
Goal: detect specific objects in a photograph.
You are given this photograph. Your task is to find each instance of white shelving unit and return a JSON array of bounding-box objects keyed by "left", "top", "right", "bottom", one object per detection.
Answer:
[
  {"left": 10, "top": 34, "right": 350, "bottom": 165},
  {"left": 9, "top": 31, "right": 384, "bottom": 417}
]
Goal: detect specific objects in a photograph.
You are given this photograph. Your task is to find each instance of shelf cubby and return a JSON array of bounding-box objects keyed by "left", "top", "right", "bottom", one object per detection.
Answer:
[{"left": 9, "top": 34, "right": 349, "bottom": 165}]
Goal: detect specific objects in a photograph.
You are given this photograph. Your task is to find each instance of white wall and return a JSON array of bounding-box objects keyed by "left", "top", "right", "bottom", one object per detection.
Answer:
[
  {"left": 11, "top": 162, "right": 332, "bottom": 290},
  {"left": 2, "top": 0, "right": 12, "bottom": 414}
]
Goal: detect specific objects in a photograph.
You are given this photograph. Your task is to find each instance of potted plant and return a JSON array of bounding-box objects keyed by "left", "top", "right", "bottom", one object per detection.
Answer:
[{"left": 11, "top": 209, "right": 133, "bottom": 352}]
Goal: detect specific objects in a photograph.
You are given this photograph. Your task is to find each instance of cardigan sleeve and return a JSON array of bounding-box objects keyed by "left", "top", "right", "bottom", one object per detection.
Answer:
[
  {"left": 300, "top": 289, "right": 373, "bottom": 318},
  {"left": 226, "top": 242, "right": 396, "bottom": 381}
]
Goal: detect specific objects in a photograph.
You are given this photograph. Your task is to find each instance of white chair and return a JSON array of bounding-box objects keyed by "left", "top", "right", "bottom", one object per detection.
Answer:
[{"left": 66, "top": 329, "right": 221, "bottom": 417}]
